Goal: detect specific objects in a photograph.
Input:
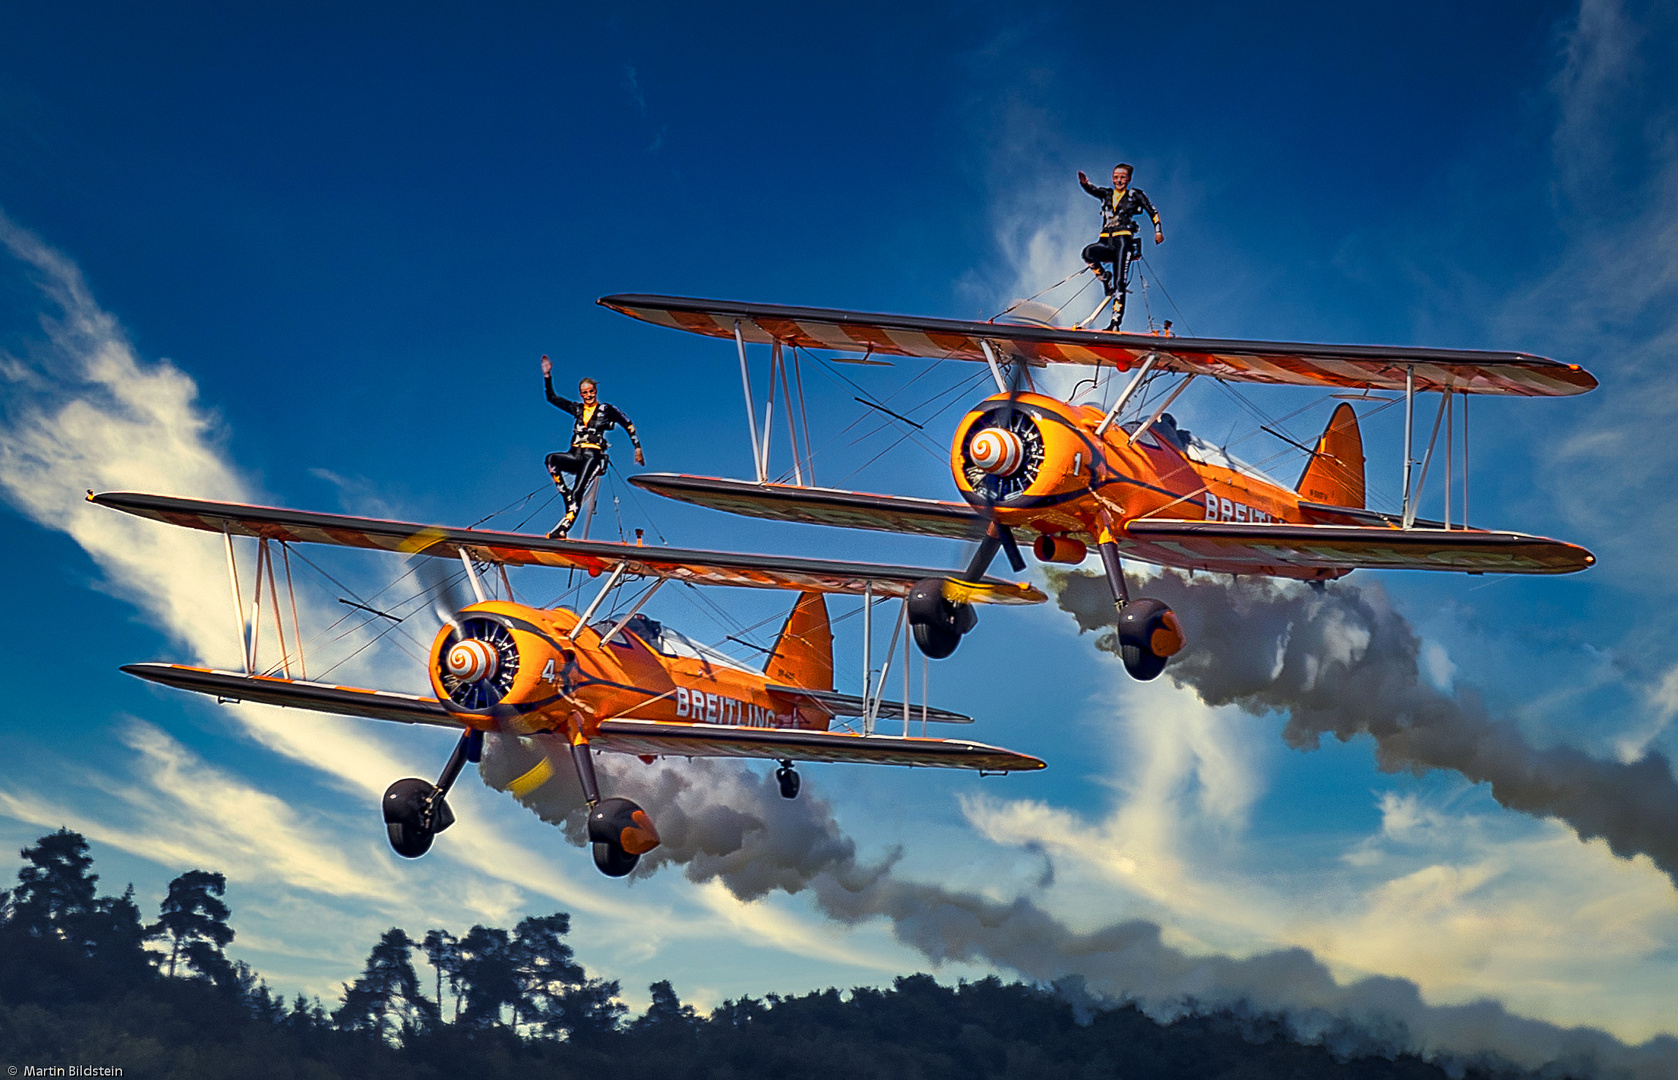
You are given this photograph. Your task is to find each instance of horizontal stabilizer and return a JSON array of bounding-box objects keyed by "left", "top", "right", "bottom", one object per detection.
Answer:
[
  {"left": 630, "top": 473, "right": 982, "bottom": 542},
  {"left": 90, "top": 491, "right": 1043, "bottom": 604},
  {"left": 123, "top": 664, "right": 462, "bottom": 728},
  {"left": 599, "top": 294, "right": 1597, "bottom": 398},
  {"left": 1118, "top": 519, "right": 1595, "bottom": 575},
  {"left": 594, "top": 719, "right": 1041, "bottom": 771},
  {"left": 765, "top": 684, "right": 973, "bottom": 724}
]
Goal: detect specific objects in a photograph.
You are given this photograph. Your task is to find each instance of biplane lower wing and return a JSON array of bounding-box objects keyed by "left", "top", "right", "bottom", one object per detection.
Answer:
[
  {"left": 120, "top": 665, "right": 1034, "bottom": 771},
  {"left": 123, "top": 663, "right": 461, "bottom": 728},
  {"left": 1118, "top": 519, "right": 1596, "bottom": 574},
  {"left": 630, "top": 473, "right": 981, "bottom": 542},
  {"left": 594, "top": 719, "right": 1041, "bottom": 771},
  {"left": 91, "top": 491, "right": 1041, "bottom": 604}
]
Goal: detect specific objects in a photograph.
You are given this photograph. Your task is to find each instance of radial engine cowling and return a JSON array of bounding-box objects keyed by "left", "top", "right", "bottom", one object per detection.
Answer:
[
  {"left": 951, "top": 394, "right": 1092, "bottom": 510},
  {"left": 427, "top": 603, "right": 572, "bottom": 723}
]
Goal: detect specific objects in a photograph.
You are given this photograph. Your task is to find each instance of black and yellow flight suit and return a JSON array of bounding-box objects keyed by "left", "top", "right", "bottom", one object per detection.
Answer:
[
  {"left": 544, "top": 375, "right": 640, "bottom": 538},
  {"left": 1079, "top": 177, "right": 1161, "bottom": 330}
]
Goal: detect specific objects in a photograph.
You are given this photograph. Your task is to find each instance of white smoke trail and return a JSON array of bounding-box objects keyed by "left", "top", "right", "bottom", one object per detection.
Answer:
[
  {"left": 1049, "top": 568, "right": 1678, "bottom": 890},
  {"left": 480, "top": 725, "right": 1678, "bottom": 1076}
]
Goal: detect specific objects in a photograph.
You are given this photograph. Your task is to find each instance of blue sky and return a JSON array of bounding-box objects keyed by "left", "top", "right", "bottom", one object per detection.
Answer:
[{"left": 4, "top": 0, "right": 1678, "bottom": 1070}]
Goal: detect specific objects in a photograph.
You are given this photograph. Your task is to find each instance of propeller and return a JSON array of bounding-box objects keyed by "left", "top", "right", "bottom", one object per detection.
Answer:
[
  {"left": 407, "top": 550, "right": 518, "bottom": 712},
  {"left": 411, "top": 551, "right": 478, "bottom": 631},
  {"left": 961, "top": 352, "right": 1033, "bottom": 579}
]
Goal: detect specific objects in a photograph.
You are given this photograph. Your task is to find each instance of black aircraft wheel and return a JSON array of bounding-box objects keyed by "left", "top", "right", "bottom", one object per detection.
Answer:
[
  {"left": 592, "top": 841, "right": 641, "bottom": 877},
  {"left": 907, "top": 578, "right": 977, "bottom": 660},
  {"left": 911, "top": 620, "right": 961, "bottom": 660},
  {"left": 587, "top": 796, "right": 659, "bottom": 878},
  {"left": 383, "top": 778, "right": 445, "bottom": 859},
  {"left": 1116, "top": 598, "right": 1185, "bottom": 682},
  {"left": 776, "top": 764, "right": 801, "bottom": 800}
]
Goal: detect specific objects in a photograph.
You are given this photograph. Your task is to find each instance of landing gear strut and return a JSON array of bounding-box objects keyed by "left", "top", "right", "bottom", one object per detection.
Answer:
[
  {"left": 1098, "top": 540, "right": 1185, "bottom": 681},
  {"left": 776, "top": 760, "right": 801, "bottom": 800},
  {"left": 383, "top": 729, "right": 482, "bottom": 858},
  {"left": 566, "top": 716, "right": 660, "bottom": 877}
]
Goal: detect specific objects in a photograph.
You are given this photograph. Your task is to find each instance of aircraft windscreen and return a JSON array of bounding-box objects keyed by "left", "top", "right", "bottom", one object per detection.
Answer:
[
  {"left": 594, "top": 614, "right": 760, "bottom": 674},
  {"left": 1180, "top": 435, "right": 1281, "bottom": 487},
  {"left": 1125, "top": 414, "right": 1281, "bottom": 487}
]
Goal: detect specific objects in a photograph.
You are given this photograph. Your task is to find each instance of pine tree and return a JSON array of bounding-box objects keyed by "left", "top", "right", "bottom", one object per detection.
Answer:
[
  {"left": 10, "top": 828, "right": 98, "bottom": 938},
  {"left": 633, "top": 980, "right": 698, "bottom": 1031},
  {"left": 420, "top": 928, "right": 461, "bottom": 1022},
  {"left": 334, "top": 928, "right": 440, "bottom": 1040},
  {"left": 146, "top": 869, "right": 234, "bottom": 984},
  {"left": 456, "top": 925, "right": 522, "bottom": 1029},
  {"left": 512, "top": 913, "right": 583, "bottom": 1037}
]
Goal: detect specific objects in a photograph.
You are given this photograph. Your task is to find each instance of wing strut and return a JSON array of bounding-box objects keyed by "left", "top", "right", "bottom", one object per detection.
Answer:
[
  {"left": 1094, "top": 350, "right": 1159, "bottom": 436},
  {"left": 595, "top": 578, "right": 666, "bottom": 651},
  {"left": 569, "top": 561, "right": 628, "bottom": 638},
  {"left": 980, "top": 339, "right": 1008, "bottom": 395},
  {"left": 1404, "top": 384, "right": 1452, "bottom": 530},
  {"left": 734, "top": 319, "right": 766, "bottom": 483},
  {"left": 222, "top": 524, "right": 251, "bottom": 675}
]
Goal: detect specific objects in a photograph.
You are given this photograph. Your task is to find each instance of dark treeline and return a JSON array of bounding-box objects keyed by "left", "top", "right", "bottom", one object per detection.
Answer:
[{"left": 0, "top": 830, "right": 1558, "bottom": 1079}]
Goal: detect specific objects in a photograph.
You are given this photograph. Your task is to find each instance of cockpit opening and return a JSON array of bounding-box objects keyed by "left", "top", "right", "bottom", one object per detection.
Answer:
[{"left": 591, "top": 613, "right": 759, "bottom": 673}]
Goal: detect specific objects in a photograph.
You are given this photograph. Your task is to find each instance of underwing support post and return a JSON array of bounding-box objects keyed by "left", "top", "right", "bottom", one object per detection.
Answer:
[
  {"left": 735, "top": 320, "right": 766, "bottom": 483},
  {"left": 1094, "top": 352, "right": 1159, "bottom": 437},
  {"left": 569, "top": 561, "right": 628, "bottom": 638},
  {"left": 596, "top": 579, "right": 666, "bottom": 650},
  {"left": 223, "top": 526, "right": 251, "bottom": 675},
  {"left": 1401, "top": 366, "right": 1415, "bottom": 528},
  {"left": 980, "top": 340, "right": 1008, "bottom": 395},
  {"left": 865, "top": 599, "right": 907, "bottom": 736},
  {"left": 1128, "top": 375, "right": 1197, "bottom": 446},
  {"left": 1404, "top": 387, "right": 1451, "bottom": 531}
]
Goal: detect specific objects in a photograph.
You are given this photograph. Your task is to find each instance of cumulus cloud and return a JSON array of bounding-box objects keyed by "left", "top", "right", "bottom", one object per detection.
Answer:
[{"left": 0, "top": 212, "right": 661, "bottom": 929}]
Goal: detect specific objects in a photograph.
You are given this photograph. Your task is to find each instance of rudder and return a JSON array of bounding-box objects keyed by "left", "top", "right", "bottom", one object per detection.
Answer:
[
  {"left": 765, "top": 592, "right": 833, "bottom": 691},
  {"left": 1295, "top": 402, "right": 1365, "bottom": 508}
]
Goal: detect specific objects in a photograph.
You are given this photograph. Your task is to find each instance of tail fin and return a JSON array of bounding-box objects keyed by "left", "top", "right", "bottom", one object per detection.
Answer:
[
  {"left": 1295, "top": 402, "right": 1366, "bottom": 508},
  {"left": 765, "top": 592, "right": 833, "bottom": 691}
]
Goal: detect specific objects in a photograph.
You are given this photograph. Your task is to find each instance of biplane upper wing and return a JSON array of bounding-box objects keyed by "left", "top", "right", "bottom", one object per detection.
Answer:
[
  {"left": 121, "top": 664, "right": 1035, "bottom": 770},
  {"left": 1118, "top": 519, "right": 1596, "bottom": 574},
  {"left": 593, "top": 719, "right": 1040, "bottom": 771},
  {"left": 629, "top": 473, "right": 982, "bottom": 541},
  {"left": 599, "top": 294, "right": 1597, "bottom": 397},
  {"left": 123, "top": 663, "right": 462, "bottom": 728},
  {"left": 91, "top": 491, "right": 1043, "bottom": 605}
]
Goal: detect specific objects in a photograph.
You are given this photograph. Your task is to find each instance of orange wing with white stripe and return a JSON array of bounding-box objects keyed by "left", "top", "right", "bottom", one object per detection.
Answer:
[
  {"left": 123, "top": 664, "right": 1042, "bottom": 772},
  {"left": 90, "top": 491, "right": 1043, "bottom": 605},
  {"left": 599, "top": 294, "right": 1597, "bottom": 397}
]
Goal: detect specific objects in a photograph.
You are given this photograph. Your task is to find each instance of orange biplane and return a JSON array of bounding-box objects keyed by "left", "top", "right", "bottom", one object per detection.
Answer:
[
  {"left": 600, "top": 295, "right": 1597, "bottom": 680},
  {"left": 93, "top": 491, "right": 1044, "bottom": 876}
]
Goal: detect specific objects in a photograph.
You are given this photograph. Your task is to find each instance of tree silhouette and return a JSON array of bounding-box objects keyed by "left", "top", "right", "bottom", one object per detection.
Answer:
[
  {"left": 420, "top": 928, "right": 462, "bottom": 1022},
  {"left": 11, "top": 828, "right": 98, "bottom": 938},
  {"left": 146, "top": 869, "right": 235, "bottom": 986},
  {"left": 633, "top": 980, "right": 697, "bottom": 1032},
  {"left": 334, "top": 928, "right": 440, "bottom": 1040},
  {"left": 456, "top": 924, "right": 522, "bottom": 1029}
]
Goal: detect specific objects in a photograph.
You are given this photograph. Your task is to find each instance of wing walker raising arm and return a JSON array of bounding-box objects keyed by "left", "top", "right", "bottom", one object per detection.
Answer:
[
  {"left": 1079, "top": 163, "right": 1164, "bottom": 331},
  {"left": 541, "top": 354, "right": 645, "bottom": 539}
]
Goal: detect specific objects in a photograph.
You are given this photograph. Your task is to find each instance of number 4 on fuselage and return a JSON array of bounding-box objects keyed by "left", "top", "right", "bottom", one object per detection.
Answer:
[{"left": 601, "top": 294, "right": 1597, "bottom": 682}]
